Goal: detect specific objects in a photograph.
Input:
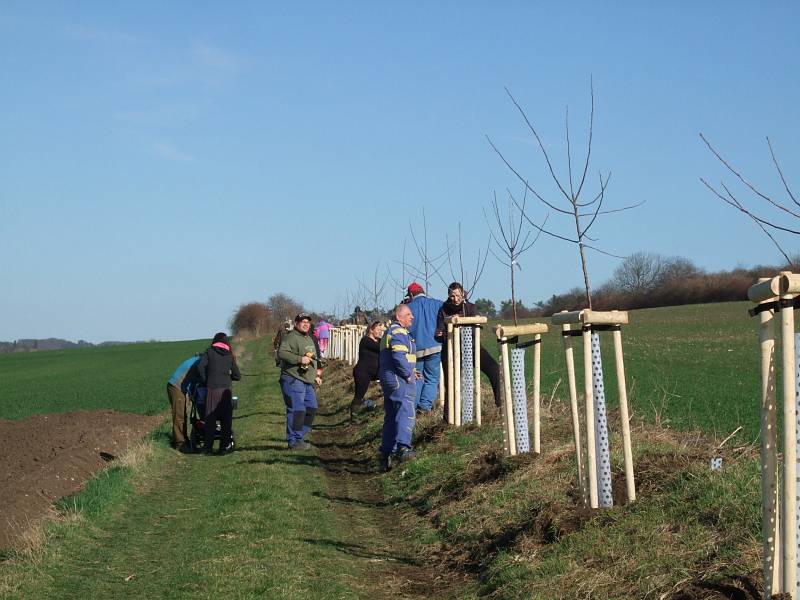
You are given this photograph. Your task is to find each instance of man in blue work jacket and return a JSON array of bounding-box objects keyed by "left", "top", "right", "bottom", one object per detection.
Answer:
[
  {"left": 378, "top": 303, "right": 420, "bottom": 472},
  {"left": 406, "top": 282, "right": 443, "bottom": 413}
]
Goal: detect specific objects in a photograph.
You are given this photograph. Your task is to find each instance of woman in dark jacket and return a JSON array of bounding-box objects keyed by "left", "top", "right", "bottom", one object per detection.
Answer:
[
  {"left": 197, "top": 332, "right": 241, "bottom": 454},
  {"left": 435, "top": 282, "right": 501, "bottom": 420},
  {"left": 350, "top": 321, "right": 385, "bottom": 420}
]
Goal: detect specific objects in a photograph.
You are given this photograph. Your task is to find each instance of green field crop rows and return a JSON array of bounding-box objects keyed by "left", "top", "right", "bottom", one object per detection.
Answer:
[{"left": 0, "top": 340, "right": 208, "bottom": 420}]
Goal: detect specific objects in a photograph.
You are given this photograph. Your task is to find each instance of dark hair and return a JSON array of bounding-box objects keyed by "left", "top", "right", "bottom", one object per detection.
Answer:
[
  {"left": 212, "top": 332, "right": 229, "bottom": 344},
  {"left": 448, "top": 282, "right": 465, "bottom": 294},
  {"left": 368, "top": 320, "right": 383, "bottom": 333}
]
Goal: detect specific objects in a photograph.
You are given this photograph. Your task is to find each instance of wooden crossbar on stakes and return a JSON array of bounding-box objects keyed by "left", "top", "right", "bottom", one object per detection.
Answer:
[
  {"left": 444, "top": 315, "right": 487, "bottom": 427},
  {"left": 552, "top": 309, "right": 635, "bottom": 509}
]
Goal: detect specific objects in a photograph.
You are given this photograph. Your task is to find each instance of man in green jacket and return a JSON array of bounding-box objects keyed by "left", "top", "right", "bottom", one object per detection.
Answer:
[{"left": 278, "top": 312, "right": 322, "bottom": 450}]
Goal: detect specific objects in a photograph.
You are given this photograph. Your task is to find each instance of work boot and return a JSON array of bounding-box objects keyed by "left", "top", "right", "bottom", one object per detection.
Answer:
[
  {"left": 393, "top": 446, "right": 417, "bottom": 463},
  {"left": 378, "top": 452, "right": 392, "bottom": 473},
  {"left": 216, "top": 441, "right": 234, "bottom": 455},
  {"left": 288, "top": 441, "right": 310, "bottom": 451}
]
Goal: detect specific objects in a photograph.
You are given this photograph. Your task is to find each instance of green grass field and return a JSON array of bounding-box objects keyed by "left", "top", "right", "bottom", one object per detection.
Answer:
[
  {"left": 484, "top": 301, "right": 760, "bottom": 442},
  {"left": 0, "top": 340, "right": 208, "bottom": 420}
]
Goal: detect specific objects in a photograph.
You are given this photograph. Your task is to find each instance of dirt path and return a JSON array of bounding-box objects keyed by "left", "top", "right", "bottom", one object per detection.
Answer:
[{"left": 312, "top": 391, "right": 474, "bottom": 599}]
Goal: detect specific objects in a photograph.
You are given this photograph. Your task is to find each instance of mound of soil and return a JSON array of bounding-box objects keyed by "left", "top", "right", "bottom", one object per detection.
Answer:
[{"left": 0, "top": 410, "right": 163, "bottom": 550}]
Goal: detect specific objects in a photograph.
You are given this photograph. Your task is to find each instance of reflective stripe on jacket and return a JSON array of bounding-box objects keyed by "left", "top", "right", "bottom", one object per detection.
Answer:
[{"left": 378, "top": 321, "right": 417, "bottom": 383}]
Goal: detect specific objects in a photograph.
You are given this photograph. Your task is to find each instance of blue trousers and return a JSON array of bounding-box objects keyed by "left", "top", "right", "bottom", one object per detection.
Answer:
[
  {"left": 280, "top": 374, "right": 318, "bottom": 447},
  {"left": 380, "top": 377, "right": 416, "bottom": 455},
  {"left": 414, "top": 352, "right": 442, "bottom": 412}
]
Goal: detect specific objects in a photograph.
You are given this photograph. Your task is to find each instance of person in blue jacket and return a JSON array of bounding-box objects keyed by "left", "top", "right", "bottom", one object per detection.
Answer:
[
  {"left": 378, "top": 304, "right": 420, "bottom": 472},
  {"left": 406, "top": 282, "right": 443, "bottom": 413},
  {"left": 166, "top": 354, "right": 202, "bottom": 451}
]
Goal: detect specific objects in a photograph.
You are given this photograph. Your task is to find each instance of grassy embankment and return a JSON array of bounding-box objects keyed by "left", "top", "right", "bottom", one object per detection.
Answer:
[
  {"left": 0, "top": 337, "right": 469, "bottom": 599},
  {"left": 330, "top": 301, "right": 768, "bottom": 598}
]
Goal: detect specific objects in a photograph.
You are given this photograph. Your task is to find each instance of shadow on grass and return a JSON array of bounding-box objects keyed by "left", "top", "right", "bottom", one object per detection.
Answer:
[
  {"left": 233, "top": 411, "right": 273, "bottom": 420},
  {"left": 313, "top": 418, "right": 350, "bottom": 430},
  {"left": 312, "top": 491, "right": 389, "bottom": 508},
  {"left": 301, "top": 538, "right": 418, "bottom": 566},
  {"left": 237, "top": 454, "right": 323, "bottom": 467},
  {"left": 313, "top": 429, "right": 382, "bottom": 450},
  {"left": 234, "top": 442, "right": 287, "bottom": 452},
  {"left": 318, "top": 455, "right": 374, "bottom": 475},
  {"left": 317, "top": 405, "right": 349, "bottom": 418}
]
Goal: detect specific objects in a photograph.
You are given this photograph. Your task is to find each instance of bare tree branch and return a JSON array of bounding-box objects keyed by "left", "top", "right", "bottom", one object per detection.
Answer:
[
  {"left": 767, "top": 136, "right": 800, "bottom": 209},
  {"left": 700, "top": 178, "right": 800, "bottom": 235},
  {"left": 504, "top": 87, "right": 573, "bottom": 204},
  {"left": 485, "top": 135, "right": 574, "bottom": 216},
  {"left": 700, "top": 132, "right": 800, "bottom": 219}
]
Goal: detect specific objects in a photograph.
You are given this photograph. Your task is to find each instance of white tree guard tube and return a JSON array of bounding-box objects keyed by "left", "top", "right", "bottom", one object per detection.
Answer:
[
  {"left": 759, "top": 309, "right": 779, "bottom": 597},
  {"left": 511, "top": 348, "right": 530, "bottom": 454},
  {"left": 782, "top": 304, "right": 797, "bottom": 595},
  {"left": 591, "top": 332, "right": 614, "bottom": 508},
  {"left": 795, "top": 331, "right": 800, "bottom": 600},
  {"left": 461, "top": 327, "right": 475, "bottom": 424}
]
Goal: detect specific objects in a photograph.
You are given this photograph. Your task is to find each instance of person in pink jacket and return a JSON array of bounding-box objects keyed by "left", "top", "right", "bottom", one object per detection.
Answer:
[{"left": 315, "top": 319, "right": 333, "bottom": 356}]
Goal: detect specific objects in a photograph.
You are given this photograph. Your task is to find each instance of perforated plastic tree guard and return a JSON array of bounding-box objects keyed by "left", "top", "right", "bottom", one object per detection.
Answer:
[
  {"left": 795, "top": 332, "right": 800, "bottom": 599},
  {"left": 511, "top": 348, "right": 530, "bottom": 453},
  {"left": 461, "top": 327, "right": 475, "bottom": 424},
  {"left": 591, "top": 332, "right": 614, "bottom": 508}
]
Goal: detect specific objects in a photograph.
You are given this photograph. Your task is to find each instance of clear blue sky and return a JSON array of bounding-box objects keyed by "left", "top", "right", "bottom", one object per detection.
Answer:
[{"left": 2, "top": 2, "right": 799, "bottom": 342}]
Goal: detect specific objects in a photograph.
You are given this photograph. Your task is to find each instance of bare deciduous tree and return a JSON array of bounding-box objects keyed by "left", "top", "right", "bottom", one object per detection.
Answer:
[
  {"left": 611, "top": 252, "right": 665, "bottom": 294},
  {"left": 404, "top": 208, "right": 451, "bottom": 291},
  {"left": 487, "top": 82, "right": 641, "bottom": 309},
  {"left": 445, "top": 221, "right": 490, "bottom": 301},
  {"left": 485, "top": 186, "right": 547, "bottom": 324},
  {"left": 357, "top": 262, "right": 389, "bottom": 321},
  {"left": 700, "top": 133, "right": 798, "bottom": 267},
  {"left": 266, "top": 293, "right": 304, "bottom": 323}
]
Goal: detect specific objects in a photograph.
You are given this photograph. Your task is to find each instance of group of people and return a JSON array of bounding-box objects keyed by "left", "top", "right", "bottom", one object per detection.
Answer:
[
  {"left": 166, "top": 332, "right": 240, "bottom": 455},
  {"left": 351, "top": 281, "right": 500, "bottom": 471},
  {"left": 165, "top": 282, "right": 496, "bottom": 471}
]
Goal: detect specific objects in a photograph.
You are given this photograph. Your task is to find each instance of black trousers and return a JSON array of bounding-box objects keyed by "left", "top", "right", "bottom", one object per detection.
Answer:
[
  {"left": 351, "top": 367, "right": 377, "bottom": 411},
  {"left": 440, "top": 346, "right": 501, "bottom": 420},
  {"left": 204, "top": 389, "right": 233, "bottom": 451}
]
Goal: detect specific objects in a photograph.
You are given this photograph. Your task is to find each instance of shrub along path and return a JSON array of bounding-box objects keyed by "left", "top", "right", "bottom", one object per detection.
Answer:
[{"left": 0, "top": 337, "right": 475, "bottom": 599}]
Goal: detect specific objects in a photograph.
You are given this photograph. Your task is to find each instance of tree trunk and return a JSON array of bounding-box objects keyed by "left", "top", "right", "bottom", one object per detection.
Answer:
[
  {"left": 573, "top": 206, "right": 593, "bottom": 309},
  {"left": 511, "top": 264, "right": 518, "bottom": 325}
]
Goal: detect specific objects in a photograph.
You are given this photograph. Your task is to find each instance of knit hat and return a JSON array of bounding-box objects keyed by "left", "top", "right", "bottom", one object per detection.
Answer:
[
  {"left": 212, "top": 332, "right": 229, "bottom": 344},
  {"left": 407, "top": 282, "right": 424, "bottom": 295}
]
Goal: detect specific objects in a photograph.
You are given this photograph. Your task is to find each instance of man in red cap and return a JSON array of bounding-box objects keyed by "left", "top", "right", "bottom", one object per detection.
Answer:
[{"left": 406, "top": 282, "right": 443, "bottom": 413}]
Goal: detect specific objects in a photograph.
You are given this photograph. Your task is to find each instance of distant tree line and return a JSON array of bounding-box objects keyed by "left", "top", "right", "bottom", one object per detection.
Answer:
[
  {"left": 229, "top": 293, "right": 306, "bottom": 338},
  {"left": 475, "top": 252, "right": 797, "bottom": 318},
  {"left": 0, "top": 338, "right": 131, "bottom": 353}
]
